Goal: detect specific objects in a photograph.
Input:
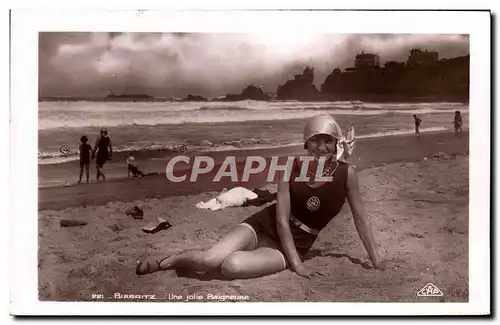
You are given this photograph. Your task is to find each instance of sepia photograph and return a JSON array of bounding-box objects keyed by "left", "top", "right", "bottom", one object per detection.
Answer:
[{"left": 10, "top": 9, "right": 490, "bottom": 316}]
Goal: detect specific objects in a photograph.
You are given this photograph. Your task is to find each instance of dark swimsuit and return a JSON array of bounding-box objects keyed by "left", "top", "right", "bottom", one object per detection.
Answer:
[
  {"left": 96, "top": 136, "right": 110, "bottom": 167},
  {"left": 79, "top": 143, "right": 92, "bottom": 166},
  {"left": 241, "top": 159, "right": 349, "bottom": 263},
  {"left": 128, "top": 164, "right": 144, "bottom": 177}
]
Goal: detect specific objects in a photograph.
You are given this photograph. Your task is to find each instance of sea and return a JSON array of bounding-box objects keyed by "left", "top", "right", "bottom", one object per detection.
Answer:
[{"left": 38, "top": 100, "right": 469, "bottom": 166}]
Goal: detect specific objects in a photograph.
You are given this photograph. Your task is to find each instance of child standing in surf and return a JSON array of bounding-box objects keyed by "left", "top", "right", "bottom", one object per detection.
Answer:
[
  {"left": 78, "top": 135, "right": 93, "bottom": 184},
  {"left": 413, "top": 114, "right": 422, "bottom": 137},
  {"left": 136, "top": 114, "right": 384, "bottom": 279},
  {"left": 454, "top": 111, "right": 463, "bottom": 136}
]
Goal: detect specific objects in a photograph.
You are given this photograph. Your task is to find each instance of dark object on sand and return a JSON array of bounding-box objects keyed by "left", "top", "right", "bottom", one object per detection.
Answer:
[
  {"left": 242, "top": 188, "right": 277, "bottom": 207},
  {"left": 60, "top": 219, "right": 88, "bottom": 227},
  {"left": 126, "top": 206, "right": 144, "bottom": 219},
  {"left": 433, "top": 152, "right": 453, "bottom": 160},
  {"left": 108, "top": 223, "right": 125, "bottom": 232},
  {"left": 142, "top": 217, "right": 172, "bottom": 234},
  {"left": 143, "top": 172, "right": 160, "bottom": 177}
]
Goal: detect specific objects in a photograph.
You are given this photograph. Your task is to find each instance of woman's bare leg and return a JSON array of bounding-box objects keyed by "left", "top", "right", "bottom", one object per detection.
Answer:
[
  {"left": 96, "top": 165, "right": 101, "bottom": 182},
  {"left": 220, "top": 247, "right": 288, "bottom": 279},
  {"left": 100, "top": 165, "right": 106, "bottom": 181},
  {"left": 78, "top": 165, "right": 84, "bottom": 183},
  {"left": 137, "top": 225, "right": 257, "bottom": 275}
]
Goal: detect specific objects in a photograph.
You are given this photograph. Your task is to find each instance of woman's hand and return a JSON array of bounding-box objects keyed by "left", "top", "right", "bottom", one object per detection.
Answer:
[
  {"left": 371, "top": 254, "right": 388, "bottom": 271},
  {"left": 293, "top": 263, "right": 327, "bottom": 279},
  {"left": 371, "top": 255, "right": 383, "bottom": 270}
]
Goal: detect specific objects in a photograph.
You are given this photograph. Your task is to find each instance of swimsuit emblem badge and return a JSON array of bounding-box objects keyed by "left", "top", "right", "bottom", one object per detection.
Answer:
[{"left": 306, "top": 196, "right": 321, "bottom": 212}]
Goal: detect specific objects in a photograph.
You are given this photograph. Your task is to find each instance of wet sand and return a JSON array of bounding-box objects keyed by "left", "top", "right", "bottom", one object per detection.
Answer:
[{"left": 39, "top": 131, "right": 468, "bottom": 211}]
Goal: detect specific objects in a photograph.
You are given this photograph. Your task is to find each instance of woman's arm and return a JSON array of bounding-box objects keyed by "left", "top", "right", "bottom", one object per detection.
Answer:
[
  {"left": 346, "top": 165, "right": 383, "bottom": 269},
  {"left": 108, "top": 138, "right": 113, "bottom": 158},
  {"left": 93, "top": 136, "right": 100, "bottom": 156},
  {"left": 275, "top": 178, "right": 303, "bottom": 270}
]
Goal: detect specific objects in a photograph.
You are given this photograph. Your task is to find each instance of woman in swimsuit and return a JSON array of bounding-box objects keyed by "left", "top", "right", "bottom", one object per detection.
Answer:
[
  {"left": 93, "top": 127, "right": 113, "bottom": 182},
  {"left": 136, "top": 114, "right": 383, "bottom": 279}
]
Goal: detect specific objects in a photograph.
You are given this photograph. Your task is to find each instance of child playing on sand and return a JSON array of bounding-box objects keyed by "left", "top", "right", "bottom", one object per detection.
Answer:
[
  {"left": 454, "top": 111, "right": 462, "bottom": 136},
  {"left": 136, "top": 114, "right": 384, "bottom": 279},
  {"left": 78, "top": 136, "right": 93, "bottom": 184},
  {"left": 413, "top": 114, "right": 422, "bottom": 137},
  {"left": 127, "top": 154, "right": 144, "bottom": 178}
]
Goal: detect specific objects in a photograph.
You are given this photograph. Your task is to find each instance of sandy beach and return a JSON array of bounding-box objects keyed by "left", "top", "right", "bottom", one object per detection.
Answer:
[{"left": 38, "top": 131, "right": 469, "bottom": 302}]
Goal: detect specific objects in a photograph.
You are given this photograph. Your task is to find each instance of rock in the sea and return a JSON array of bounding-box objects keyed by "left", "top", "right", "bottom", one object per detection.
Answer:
[
  {"left": 60, "top": 219, "right": 88, "bottom": 227},
  {"left": 276, "top": 67, "right": 321, "bottom": 101},
  {"left": 221, "top": 85, "right": 270, "bottom": 101},
  {"left": 125, "top": 206, "right": 144, "bottom": 219},
  {"left": 184, "top": 94, "right": 208, "bottom": 101},
  {"left": 240, "top": 85, "right": 269, "bottom": 100}
]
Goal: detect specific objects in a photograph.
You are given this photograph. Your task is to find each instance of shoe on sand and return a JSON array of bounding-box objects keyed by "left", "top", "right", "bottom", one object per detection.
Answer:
[
  {"left": 125, "top": 206, "right": 144, "bottom": 219},
  {"left": 60, "top": 219, "right": 88, "bottom": 227},
  {"left": 142, "top": 216, "right": 172, "bottom": 234}
]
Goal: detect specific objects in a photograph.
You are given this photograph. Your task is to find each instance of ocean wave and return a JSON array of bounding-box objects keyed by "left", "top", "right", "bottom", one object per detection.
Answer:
[
  {"left": 284, "top": 105, "right": 358, "bottom": 111},
  {"left": 41, "top": 107, "right": 466, "bottom": 130},
  {"left": 356, "top": 126, "right": 448, "bottom": 139},
  {"left": 198, "top": 106, "right": 252, "bottom": 111},
  {"left": 37, "top": 138, "right": 271, "bottom": 165},
  {"left": 282, "top": 126, "right": 450, "bottom": 147},
  {"left": 39, "top": 100, "right": 469, "bottom": 130},
  {"left": 38, "top": 127, "right": 451, "bottom": 165}
]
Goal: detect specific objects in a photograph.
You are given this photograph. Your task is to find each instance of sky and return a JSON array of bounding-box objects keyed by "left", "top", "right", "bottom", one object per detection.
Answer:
[{"left": 39, "top": 33, "right": 469, "bottom": 98}]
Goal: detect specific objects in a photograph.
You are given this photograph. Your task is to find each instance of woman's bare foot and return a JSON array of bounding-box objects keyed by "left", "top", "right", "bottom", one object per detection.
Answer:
[{"left": 136, "top": 256, "right": 172, "bottom": 275}]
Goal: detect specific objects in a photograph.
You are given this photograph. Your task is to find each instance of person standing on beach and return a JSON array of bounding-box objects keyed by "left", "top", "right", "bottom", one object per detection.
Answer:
[
  {"left": 413, "top": 114, "right": 422, "bottom": 137},
  {"left": 136, "top": 114, "right": 384, "bottom": 279},
  {"left": 78, "top": 135, "right": 93, "bottom": 184},
  {"left": 93, "top": 127, "right": 113, "bottom": 182},
  {"left": 454, "top": 111, "right": 462, "bottom": 137}
]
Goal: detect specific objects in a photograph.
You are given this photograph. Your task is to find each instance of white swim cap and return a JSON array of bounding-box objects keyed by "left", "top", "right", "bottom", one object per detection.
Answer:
[{"left": 303, "top": 114, "right": 342, "bottom": 149}]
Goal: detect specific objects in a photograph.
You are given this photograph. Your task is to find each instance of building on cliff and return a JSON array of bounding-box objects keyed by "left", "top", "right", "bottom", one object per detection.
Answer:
[
  {"left": 406, "top": 48, "right": 439, "bottom": 67},
  {"left": 320, "top": 49, "right": 468, "bottom": 101},
  {"left": 354, "top": 51, "right": 380, "bottom": 69}
]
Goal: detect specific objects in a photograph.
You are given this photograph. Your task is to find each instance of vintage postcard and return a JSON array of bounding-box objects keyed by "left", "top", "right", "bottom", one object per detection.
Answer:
[{"left": 9, "top": 9, "right": 490, "bottom": 316}]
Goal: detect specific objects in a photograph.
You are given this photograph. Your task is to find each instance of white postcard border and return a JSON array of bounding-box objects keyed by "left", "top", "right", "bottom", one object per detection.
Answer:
[{"left": 9, "top": 9, "right": 490, "bottom": 315}]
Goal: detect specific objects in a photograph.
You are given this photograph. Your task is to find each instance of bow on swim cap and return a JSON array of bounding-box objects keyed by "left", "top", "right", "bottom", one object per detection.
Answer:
[{"left": 303, "top": 114, "right": 356, "bottom": 162}]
